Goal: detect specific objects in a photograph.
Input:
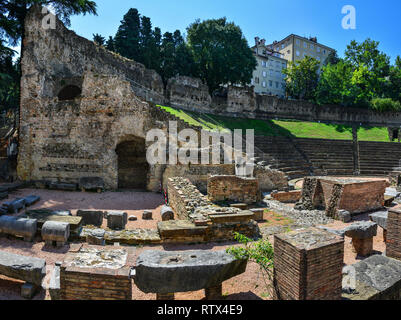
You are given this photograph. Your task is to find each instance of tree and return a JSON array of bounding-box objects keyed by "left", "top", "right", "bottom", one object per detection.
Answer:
[
  {"left": 114, "top": 8, "right": 141, "bottom": 61},
  {"left": 0, "top": 1, "right": 97, "bottom": 47},
  {"left": 93, "top": 33, "right": 105, "bottom": 46},
  {"left": 283, "top": 56, "right": 320, "bottom": 101},
  {"left": 187, "top": 18, "right": 257, "bottom": 94},
  {"left": 0, "top": 42, "right": 19, "bottom": 112},
  {"left": 387, "top": 55, "right": 401, "bottom": 103},
  {"left": 105, "top": 36, "right": 115, "bottom": 52},
  {"left": 324, "top": 50, "right": 340, "bottom": 65},
  {"left": 345, "top": 38, "right": 390, "bottom": 97}
]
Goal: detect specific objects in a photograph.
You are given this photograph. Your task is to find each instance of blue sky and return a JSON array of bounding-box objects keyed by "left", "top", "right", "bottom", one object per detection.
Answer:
[{"left": 68, "top": 0, "right": 401, "bottom": 63}]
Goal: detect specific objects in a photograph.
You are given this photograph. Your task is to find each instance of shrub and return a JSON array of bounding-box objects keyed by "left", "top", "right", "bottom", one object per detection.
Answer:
[
  {"left": 227, "top": 233, "right": 274, "bottom": 297},
  {"left": 370, "top": 98, "right": 401, "bottom": 112}
]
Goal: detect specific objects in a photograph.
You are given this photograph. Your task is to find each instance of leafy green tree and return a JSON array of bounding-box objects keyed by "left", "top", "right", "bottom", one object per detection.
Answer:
[
  {"left": 0, "top": 43, "right": 19, "bottom": 112},
  {"left": 160, "top": 31, "right": 176, "bottom": 82},
  {"left": 93, "top": 33, "right": 105, "bottom": 46},
  {"left": 324, "top": 50, "right": 341, "bottom": 65},
  {"left": 387, "top": 55, "right": 401, "bottom": 102},
  {"left": 187, "top": 18, "right": 257, "bottom": 94},
  {"left": 114, "top": 8, "right": 141, "bottom": 61},
  {"left": 105, "top": 36, "right": 115, "bottom": 52},
  {"left": 283, "top": 56, "right": 320, "bottom": 101},
  {"left": 345, "top": 38, "right": 390, "bottom": 97},
  {"left": 316, "top": 60, "right": 354, "bottom": 105},
  {"left": 0, "top": 1, "right": 97, "bottom": 48}
]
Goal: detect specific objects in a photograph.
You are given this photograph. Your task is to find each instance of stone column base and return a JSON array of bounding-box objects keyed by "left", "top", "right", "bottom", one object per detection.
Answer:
[
  {"left": 205, "top": 284, "right": 222, "bottom": 300},
  {"left": 352, "top": 237, "right": 373, "bottom": 257},
  {"left": 156, "top": 293, "right": 175, "bottom": 300}
]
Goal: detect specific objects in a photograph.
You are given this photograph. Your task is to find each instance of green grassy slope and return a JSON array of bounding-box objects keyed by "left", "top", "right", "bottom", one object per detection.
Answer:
[{"left": 157, "top": 105, "right": 391, "bottom": 142}]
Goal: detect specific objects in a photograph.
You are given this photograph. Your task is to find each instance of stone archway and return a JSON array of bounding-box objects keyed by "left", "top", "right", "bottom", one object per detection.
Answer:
[{"left": 116, "top": 137, "right": 149, "bottom": 189}]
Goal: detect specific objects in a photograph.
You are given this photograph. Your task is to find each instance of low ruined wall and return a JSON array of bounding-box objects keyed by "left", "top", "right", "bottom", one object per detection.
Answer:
[
  {"left": 162, "top": 164, "right": 235, "bottom": 194},
  {"left": 167, "top": 177, "right": 211, "bottom": 220},
  {"left": 207, "top": 175, "right": 261, "bottom": 204}
]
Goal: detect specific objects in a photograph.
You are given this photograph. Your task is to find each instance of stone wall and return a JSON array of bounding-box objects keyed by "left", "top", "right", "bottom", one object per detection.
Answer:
[
  {"left": 18, "top": 6, "right": 203, "bottom": 191},
  {"left": 207, "top": 175, "right": 261, "bottom": 204},
  {"left": 167, "top": 177, "right": 211, "bottom": 220}
]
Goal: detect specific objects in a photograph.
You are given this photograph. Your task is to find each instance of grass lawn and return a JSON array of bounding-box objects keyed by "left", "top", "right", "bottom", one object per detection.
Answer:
[{"left": 157, "top": 105, "right": 391, "bottom": 142}]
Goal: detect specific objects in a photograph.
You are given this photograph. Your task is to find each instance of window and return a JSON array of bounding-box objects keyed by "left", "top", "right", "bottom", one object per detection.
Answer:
[
  {"left": 255, "top": 77, "right": 260, "bottom": 84},
  {"left": 304, "top": 42, "right": 307, "bottom": 48},
  {"left": 317, "top": 46, "right": 321, "bottom": 53},
  {"left": 269, "top": 80, "right": 273, "bottom": 87},
  {"left": 262, "top": 71, "right": 267, "bottom": 77},
  {"left": 262, "top": 81, "right": 266, "bottom": 88},
  {"left": 287, "top": 50, "right": 291, "bottom": 54},
  {"left": 296, "top": 39, "right": 300, "bottom": 46},
  {"left": 251, "top": 79, "right": 254, "bottom": 85},
  {"left": 276, "top": 82, "right": 279, "bottom": 88},
  {"left": 261, "top": 61, "right": 266, "bottom": 67},
  {"left": 296, "top": 50, "right": 300, "bottom": 57},
  {"left": 323, "top": 49, "right": 326, "bottom": 54},
  {"left": 310, "top": 44, "right": 314, "bottom": 51},
  {"left": 281, "top": 44, "right": 285, "bottom": 49},
  {"left": 276, "top": 47, "right": 279, "bottom": 51}
]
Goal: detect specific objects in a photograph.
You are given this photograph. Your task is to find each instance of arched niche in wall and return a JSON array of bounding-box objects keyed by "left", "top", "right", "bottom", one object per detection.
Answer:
[{"left": 57, "top": 85, "right": 82, "bottom": 101}]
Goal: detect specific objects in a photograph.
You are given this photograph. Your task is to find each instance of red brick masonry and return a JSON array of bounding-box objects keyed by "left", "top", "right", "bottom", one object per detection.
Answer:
[{"left": 274, "top": 227, "right": 344, "bottom": 300}]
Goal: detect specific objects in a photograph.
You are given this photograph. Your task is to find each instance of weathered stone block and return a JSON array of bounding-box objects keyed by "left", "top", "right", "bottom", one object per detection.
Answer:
[
  {"left": 107, "top": 211, "right": 127, "bottom": 230},
  {"left": 0, "top": 250, "right": 46, "bottom": 286},
  {"left": 0, "top": 216, "right": 37, "bottom": 242},
  {"left": 142, "top": 210, "right": 153, "bottom": 220},
  {"left": 342, "top": 255, "right": 401, "bottom": 300},
  {"left": 272, "top": 190, "right": 302, "bottom": 203},
  {"left": 250, "top": 208, "right": 264, "bottom": 221},
  {"left": 135, "top": 250, "right": 247, "bottom": 294},
  {"left": 41, "top": 221, "right": 70, "bottom": 246},
  {"left": 79, "top": 177, "right": 105, "bottom": 192},
  {"left": 76, "top": 210, "right": 104, "bottom": 227},
  {"left": 344, "top": 221, "right": 377, "bottom": 239},
  {"left": 161, "top": 206, "right": 174, "bottom": 221}
]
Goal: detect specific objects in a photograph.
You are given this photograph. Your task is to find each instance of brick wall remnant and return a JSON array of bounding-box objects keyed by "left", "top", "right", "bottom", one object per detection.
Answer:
[
  {"left": 387, "top": 205, "right": 401, "bottom": 261},
  {"left": 273, "top": 227, "right": 344, "bottom": 300},
  {"left": 60, "top": 244, "right": 134, "bottom": 300},
  {"left": 299, "top": 177, "right": 387, "bottom": 218},
  {"left": 207, "top": 175, "right": 261, "bottom": 204}
]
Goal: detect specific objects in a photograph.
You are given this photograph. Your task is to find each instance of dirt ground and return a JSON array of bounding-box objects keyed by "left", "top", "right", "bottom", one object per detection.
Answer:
[{"left": 0, "top": 188, "right": 388, "bottom": 300}]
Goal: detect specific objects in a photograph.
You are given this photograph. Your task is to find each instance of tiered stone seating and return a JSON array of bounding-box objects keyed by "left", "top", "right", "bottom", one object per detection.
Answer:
[
  {"left": 254, "top": 136, "right": 313, "bottom": 179},
  {"left": 359, "top": 141, "right": 401, "bottom": 175},
  {"left": 295, "top": 138, "right": 355, "bottom": 176}
]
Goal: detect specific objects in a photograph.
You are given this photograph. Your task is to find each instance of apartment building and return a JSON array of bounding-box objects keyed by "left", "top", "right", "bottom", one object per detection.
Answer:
[
  {"left": 251, "top": 37, "right": 287, "bottom": 98},
  {"left": 268, "top": 34, "right": 335, "bottom": 68}
]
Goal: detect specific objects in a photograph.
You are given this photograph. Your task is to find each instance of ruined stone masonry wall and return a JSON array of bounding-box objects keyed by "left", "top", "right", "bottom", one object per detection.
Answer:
[{"left": 167, "top": 177, "right": 211, "bottom": 220}]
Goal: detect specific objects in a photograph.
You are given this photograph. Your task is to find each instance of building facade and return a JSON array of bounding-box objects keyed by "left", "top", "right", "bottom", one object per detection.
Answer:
[
  {"left": 269, "top": 34, "right": 335, "bottom": 69},
  {"left": 251, "top": 38, "right": 287, "bottom": 98}
]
